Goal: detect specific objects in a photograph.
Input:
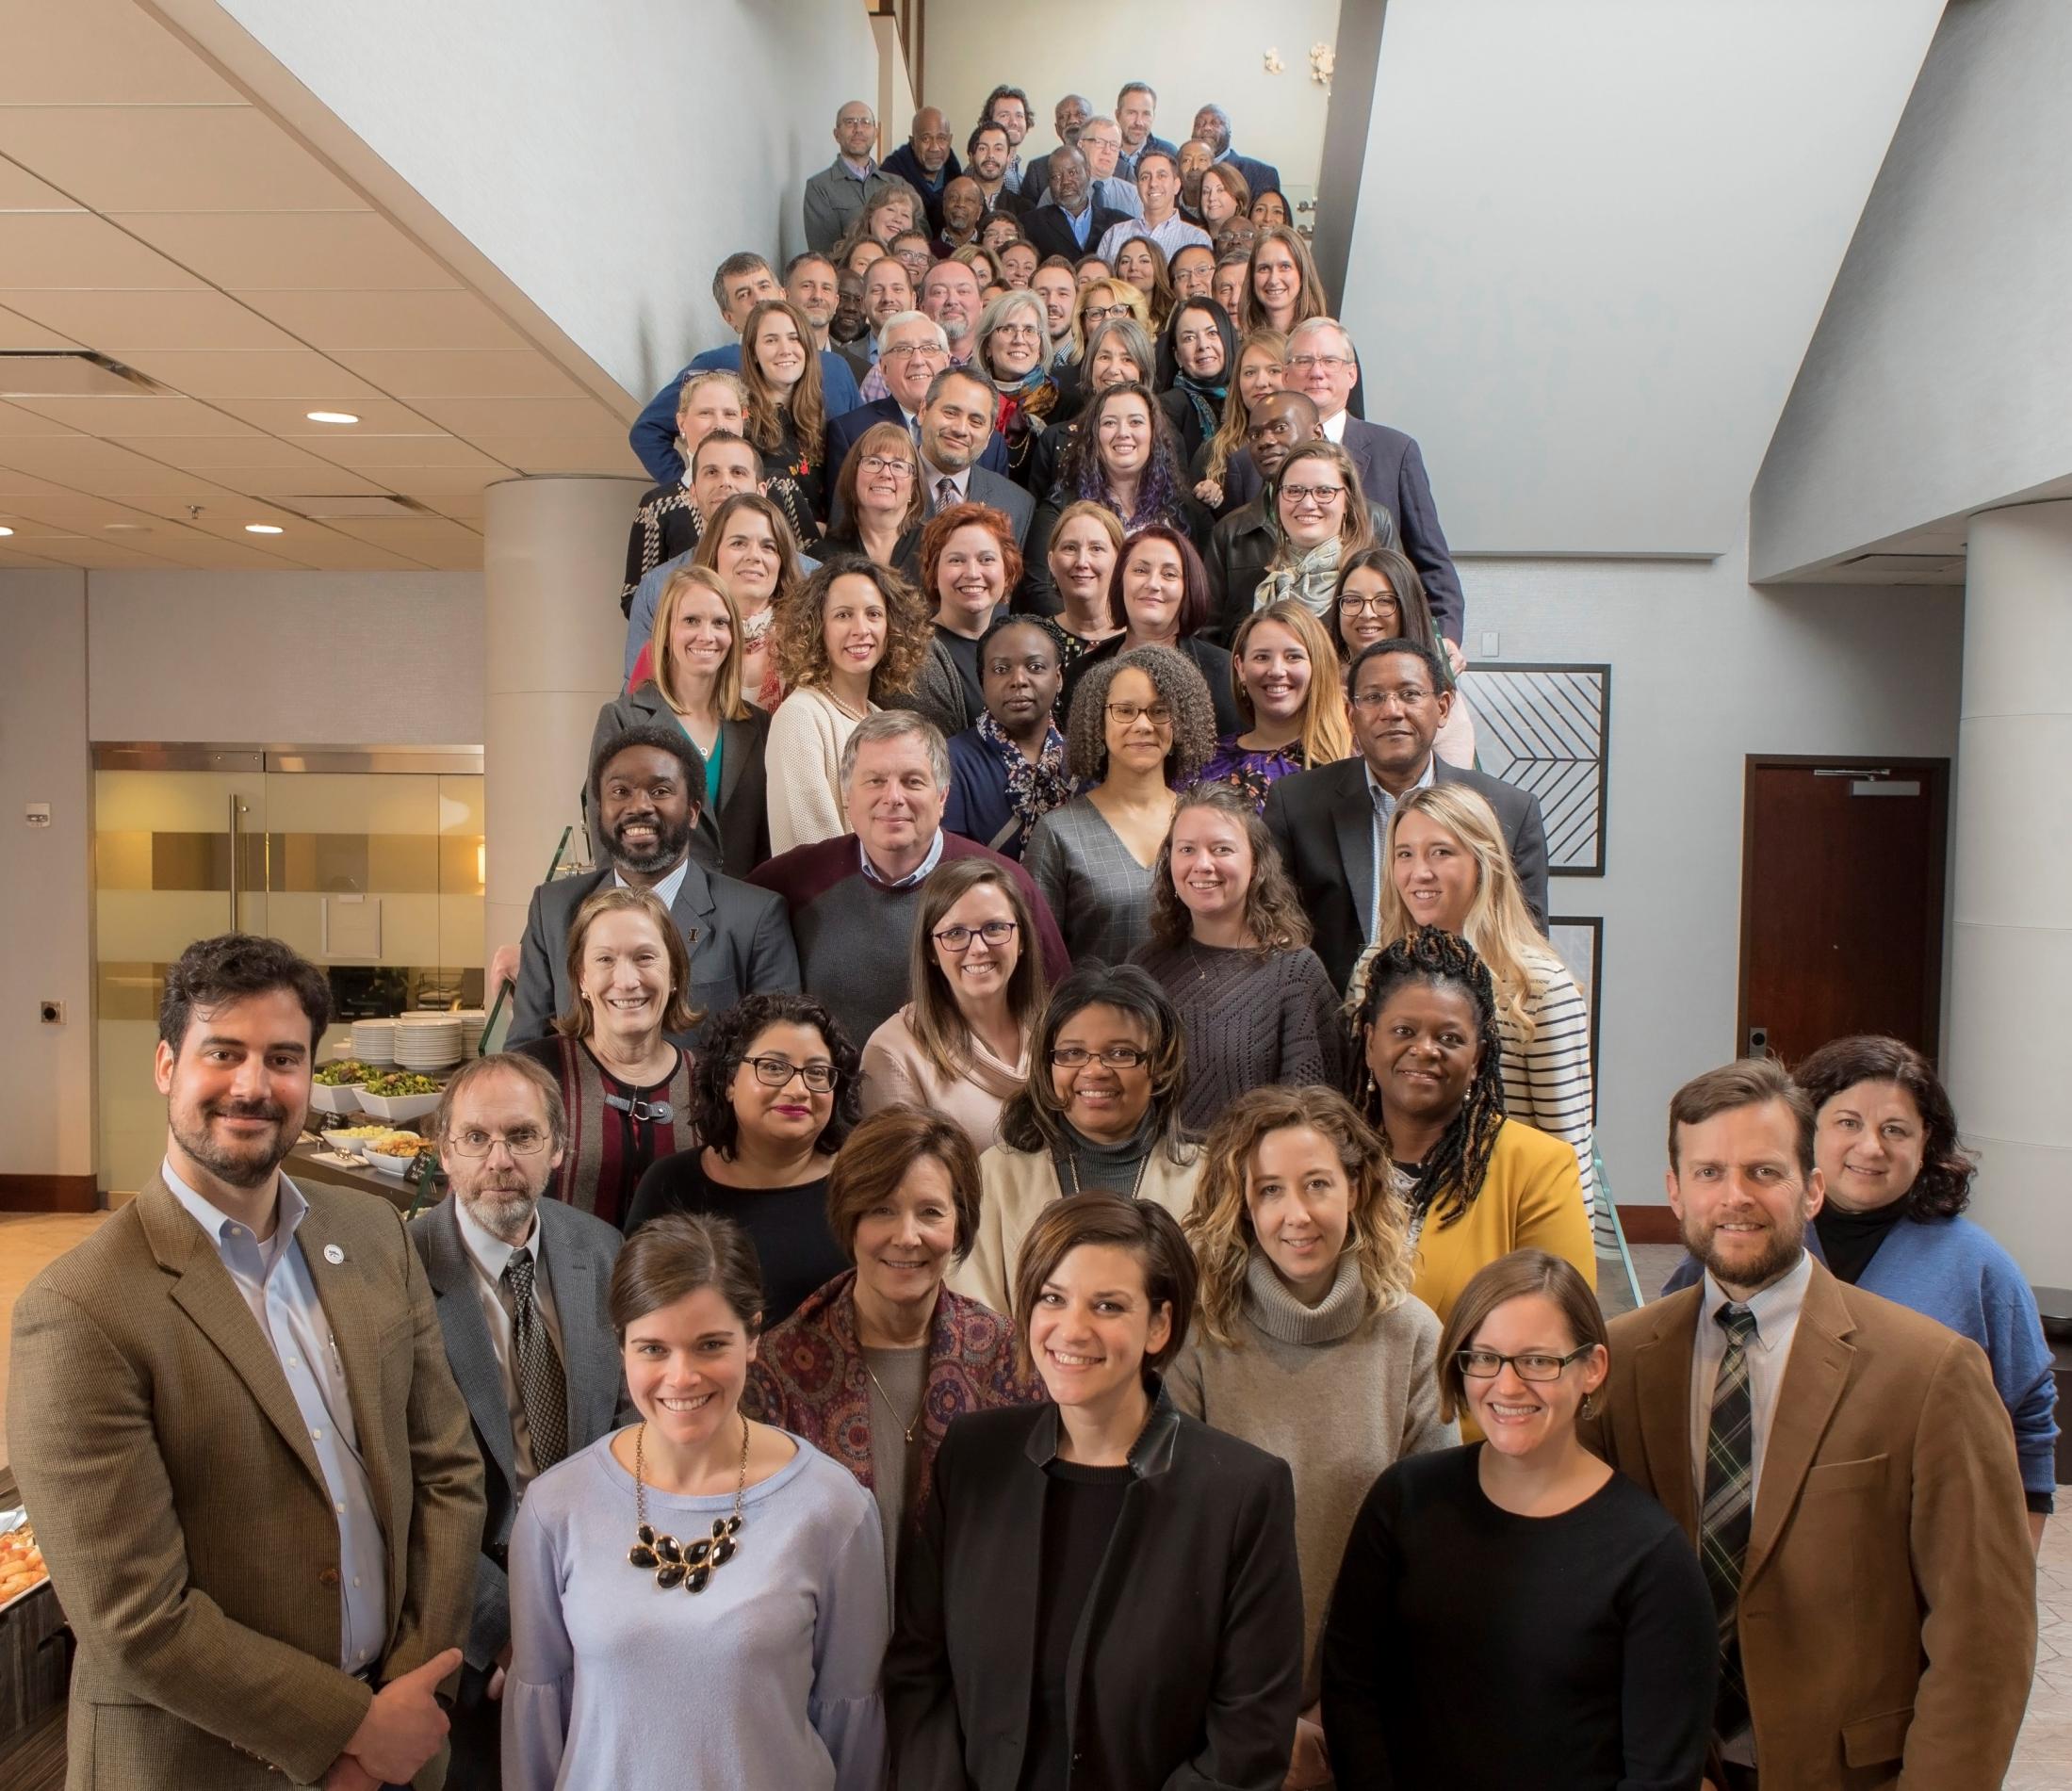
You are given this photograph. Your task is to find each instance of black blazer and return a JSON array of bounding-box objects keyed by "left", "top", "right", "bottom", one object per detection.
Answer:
[
  {"left": 590, "top": 682, "right": 773, "bottom": 879},
  {"left": 1224, "top": 418, "right": 1464, "bottom": 644},
  {"left": 886, "top": 1385, "right": 1302, "bottom": 1791},
  {"left": 1263, "top": 755, "right": 1551, "bottom": 991},
  {"left": 825, "top": 396, "right": 1010, "bottom": 487},
  {"left": 507, "top": 858, "right": 800, "bottom": 1050},
  {"left": 1020, "top": 201, "right": 1132, "bottom": 267},
  {"left": 408, "top": 1195, "right": 630, "bottom": 1669}
]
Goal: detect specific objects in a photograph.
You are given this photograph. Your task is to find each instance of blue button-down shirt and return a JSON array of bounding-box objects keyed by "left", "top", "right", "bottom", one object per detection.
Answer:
[
  {"left": 162, "top": 1159, "right": 388, "bottom": 1672},
  {"left": 1363, "top": 756, "right": 1437, "bottom": 941},
  {"left": 859, "top": 827, "right": 946, "bottom": 889}
]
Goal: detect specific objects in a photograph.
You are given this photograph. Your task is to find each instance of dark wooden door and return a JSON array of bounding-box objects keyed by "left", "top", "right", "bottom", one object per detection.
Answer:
[{"left": 1737, "top": 758, "right": 1949, "bottom": 1066}]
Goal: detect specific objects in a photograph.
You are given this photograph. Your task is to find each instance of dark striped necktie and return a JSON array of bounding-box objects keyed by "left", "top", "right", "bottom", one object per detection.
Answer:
[
  {"left": 503, "top": 1246, "right": 568, "bottom": 1473},
  {"left": 1700, "top": 1301, "right": 1760, "bottom": 1746}
]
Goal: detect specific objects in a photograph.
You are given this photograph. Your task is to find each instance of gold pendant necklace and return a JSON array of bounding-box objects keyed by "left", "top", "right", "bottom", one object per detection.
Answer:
[
  {"left": 864, "top": 1360, "right": 924, "bottom": 1445},
  {"left": 627, "top": 1415, "right": 747, "bottom": 1593}
]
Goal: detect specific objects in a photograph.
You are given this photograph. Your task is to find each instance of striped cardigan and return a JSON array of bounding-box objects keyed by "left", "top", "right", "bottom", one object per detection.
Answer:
[
  {"left": 1495, "top": 947, "right": 1599, "bottom": 1222},
  {"left": 516, "top": 1034, "right": 697, "bottom": 1230}
]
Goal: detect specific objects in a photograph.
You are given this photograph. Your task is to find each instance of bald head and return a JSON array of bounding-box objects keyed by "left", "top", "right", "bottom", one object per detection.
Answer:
[
  {"left": 1247, "top": 389, "right": 1323, "bottom": 480},
  {"left": 908, "top": 106, "right": 953, "bottom": 175},
  {"left": 833, "top": 101, "right": 876, "bottom": 162}
]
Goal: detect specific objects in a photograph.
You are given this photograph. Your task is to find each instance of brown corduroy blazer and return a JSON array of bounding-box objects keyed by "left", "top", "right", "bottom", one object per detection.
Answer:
[
  {"left": 7, "top": 1171, "right": 485, "bottom": 1790},
  {"left": 1581, "top": 1257, "right": 2035, "bottom": 1791}
]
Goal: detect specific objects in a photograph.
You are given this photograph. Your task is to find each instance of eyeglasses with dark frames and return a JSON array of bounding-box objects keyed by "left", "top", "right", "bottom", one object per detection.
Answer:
[
  {"left": 739, "top": 1054, "right": 840, "bottom": 1093},
  {"left": 934, "top": 919, "right": 1020, "bottom": 952},
  {"left": 1050, "top": 1044, "right": 1152, "bottom": 1068},
  {"left": 1455, "top": 1345, "right": 1596, "bottom": 1382}
]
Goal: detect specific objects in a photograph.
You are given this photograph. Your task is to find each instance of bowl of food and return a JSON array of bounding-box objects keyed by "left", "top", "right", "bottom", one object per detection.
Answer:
[
  {"left": 0, "top": 1519, "right": 48, "bottom": 1613},
  {"left": 321, "top": 1124, "right": 394, "bottom": 1151},
  {"left": 365, "top": 1134, "right": 432, "bottom": 1177},
  {"left": 308, "top": 1059, "right": 373, "bottom": 1115},
  {"left": 356, "top": 1070, "right": 443, "bottom": 1122}
]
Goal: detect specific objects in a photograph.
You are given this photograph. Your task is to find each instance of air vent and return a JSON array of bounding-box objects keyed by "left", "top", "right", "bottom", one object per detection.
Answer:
[
  {"left": 273, "top": 495, "right": 439, "bottom": 521},
  {"left": 0, "top": 352, "right": 163, "bottom": 398}
]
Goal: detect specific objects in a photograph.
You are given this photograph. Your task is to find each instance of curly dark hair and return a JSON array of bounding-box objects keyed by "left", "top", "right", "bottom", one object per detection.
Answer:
[
  {"left": 159, "top": 933, "right": 332, "bottom": 1053},
  {"left": 1793, "top": 1034, "right": 1976, "bottom": 1220},
  {"left": 1064, "top": 643, "right": 1216, "bottom": 785},
  {"left": 690, "top": 992, "right": 863, "bottom": 1161},
  {"left": 1146, "top": 782, "right": 1313, "bottom": 955},
  {"left": 1058, "top": 382, "right": 1187, "bottom": 530},
  {"left": 998, "top": 965, "right": 1193, "bottom": 1164},
  {"left": 1346, "top": 925, "right": 1509, "bottom": 1229},
  {"left": 770, "top": 555, "right": 933, "bottom": 697}
]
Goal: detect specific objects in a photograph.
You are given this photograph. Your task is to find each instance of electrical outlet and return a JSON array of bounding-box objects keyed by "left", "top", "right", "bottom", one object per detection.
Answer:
[
  {"left": 39, "top": 1001, "right": 65, "bottom": 1025},
  {"left": 1479, "top": 630, "right": 1500, "bottom": 658}
]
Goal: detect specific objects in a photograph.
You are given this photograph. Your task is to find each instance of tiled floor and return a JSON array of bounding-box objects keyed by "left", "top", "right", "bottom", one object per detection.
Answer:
[{"left": 0, "top": 1213, "right": 2063, "bottom": 1777}]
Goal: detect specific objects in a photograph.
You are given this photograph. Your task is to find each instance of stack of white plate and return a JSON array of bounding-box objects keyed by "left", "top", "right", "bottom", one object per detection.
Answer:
[
  {"left": 395, "top": 1015, "right": 464, "bottom": 1070},
  {"left": 351, "top": 1018, "right": 398, "bottom": 1066},
  {"left": 456, "top": 1009, "right": 488, "bottom": 1058}
]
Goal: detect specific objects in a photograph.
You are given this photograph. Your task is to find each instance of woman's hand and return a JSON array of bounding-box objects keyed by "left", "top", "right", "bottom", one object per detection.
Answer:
[
  {"left": 1444, "top": 635, "right": 1467, "bottom": 676},
  {"left": 1284, "top": 1706, "right": 1330, "bottom": 1789},
  {"left": 1195, "top": 478, "right": 1224, "bottom": 509}
]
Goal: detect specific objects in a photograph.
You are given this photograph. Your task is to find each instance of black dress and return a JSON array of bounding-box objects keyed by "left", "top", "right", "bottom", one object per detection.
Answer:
[
  {"left": 623, "top": 1152, "right": 845, "bottom": 1326},
  {"left": 1321, "top": 1444, "right": 1716, "bottom": 1790}
]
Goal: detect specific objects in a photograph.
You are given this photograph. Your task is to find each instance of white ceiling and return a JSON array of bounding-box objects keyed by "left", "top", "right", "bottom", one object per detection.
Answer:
[{"left": 0, "top": 0, "right": 643, "bottom": 573}]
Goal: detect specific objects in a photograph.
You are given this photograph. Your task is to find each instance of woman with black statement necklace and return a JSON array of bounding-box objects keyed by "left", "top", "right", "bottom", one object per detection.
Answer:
[
  {"left": 503, "top": 1213, "right": 888, "bottom": 1791},
  {"left": 949, "top": 965, "right": 1199, "bottom": 1317}
]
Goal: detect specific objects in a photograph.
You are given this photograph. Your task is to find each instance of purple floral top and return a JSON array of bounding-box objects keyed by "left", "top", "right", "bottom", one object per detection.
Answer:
[{"left": 1185, "top": 735, "right": 1309, "bottom": 809}]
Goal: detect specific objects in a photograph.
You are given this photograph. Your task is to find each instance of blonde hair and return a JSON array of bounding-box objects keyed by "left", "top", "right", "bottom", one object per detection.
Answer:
[
  {"left": 1371, "top": 784, "right": 1570, "bottom": 1045},
  {"left": 1203, "top": 329, "right": 1286, "bottom": 483},
  {"left": 1227, "top": 600, "right": 1351, "bottom": 768},
  {"left": 649, "top": 565, "right": 749, "bottom": 721},
  {"left": 1185, "top": 1085, "right": 1412, "bottom": 1348},
  {"left": 1070, "top": 278, "right": 1151, "bottom": 359}
]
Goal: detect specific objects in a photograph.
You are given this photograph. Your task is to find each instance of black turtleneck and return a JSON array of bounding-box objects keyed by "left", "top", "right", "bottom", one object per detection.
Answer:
[{"left": 1813, "top": 1199, "right": 1904, "bottom": 1285}]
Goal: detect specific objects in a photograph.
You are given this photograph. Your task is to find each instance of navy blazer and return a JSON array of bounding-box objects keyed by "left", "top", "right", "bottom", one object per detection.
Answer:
[
  {"left": 824, "top": 396, "right": 1009, "bottom": 492},
  {"left": 1225, "top": 417, "right": 1465, "bottom": 644},
  {"left": 1020, "top": 201, "right": 1132, "bottom": 267},
  {"left": 1263, "top": 754, "right": 1550, "bottom": 991}
]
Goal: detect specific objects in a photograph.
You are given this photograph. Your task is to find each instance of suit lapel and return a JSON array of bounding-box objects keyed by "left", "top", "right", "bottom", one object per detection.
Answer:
[
  {"left": 141, "top": 1178, "right": 332, "bottom": 1497},
  {"left": 417, "top": 1198, "right": 519, "bottom": 1488},
  {"left": 541, "top": 1204, "right": 621, "bottom": 1441},
  {"left": 1327, "top": 766, "right": 1377, "bottom": 941},
  {"left": 717, "top": 714, "right": 747, "bottom": 813},
  {"left": 1743, "top": 1264, "right": 1855, "bottom": 1588},
  {"left": 1629, "top": 1291, "right": 1701, "bottom": 1539},
  {"left": 674, "top": 859, "right": 716, "bottom": 958},
  {"left": 551, "top": 870, "right": 610, "bottom": 1018},
  {"left": 298, "top": 1193, "right": 399, "bottom": 1526}
]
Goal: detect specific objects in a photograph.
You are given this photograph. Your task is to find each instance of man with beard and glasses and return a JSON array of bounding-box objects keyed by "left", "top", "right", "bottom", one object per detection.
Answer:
[
  {"left": 410, "top": 1052, "right": 630, "bottom": 1789},
  {"left": 8, "top": 934, "right": 483, "bottom": 1791},
  {"left": 1580, "top": 1057, "right": 2034, "bottom": 1791},
  {"left": 508, "top": 727, "right": 798, "bottom": 1051}
]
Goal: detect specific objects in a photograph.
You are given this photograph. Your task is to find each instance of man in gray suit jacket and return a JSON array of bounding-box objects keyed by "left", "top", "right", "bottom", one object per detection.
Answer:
[
  {"left": 508, "top": 725, "right": 798, "bottom": 1050},
  {"left": 918, "top": 364, "right": 1036, "bottom": 546},
  {"left": 410, "top": 1051, "right": 630, "bottom": 1789},
  {"left": 1264, "top": 640, "right": 1549, "bottom": 991}
]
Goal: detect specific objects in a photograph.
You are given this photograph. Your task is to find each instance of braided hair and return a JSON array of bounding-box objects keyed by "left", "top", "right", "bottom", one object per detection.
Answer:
[{"left": 1346, "top": 924, "right": 1508, "bottom": 1229}]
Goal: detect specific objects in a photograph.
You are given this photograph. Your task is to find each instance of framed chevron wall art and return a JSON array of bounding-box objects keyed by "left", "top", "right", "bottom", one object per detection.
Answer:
[{"left": 1455, "top": 663, "right": 1611, "bottom": 875}]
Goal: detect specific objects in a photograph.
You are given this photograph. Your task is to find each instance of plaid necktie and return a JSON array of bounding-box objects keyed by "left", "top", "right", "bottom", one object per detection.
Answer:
[
  {"left": 503, "top": 1246, "right": 567, "bottom": 1472},
  {"left": 1700, "top": 1302, "right": 1760, "bottom": 1744}
]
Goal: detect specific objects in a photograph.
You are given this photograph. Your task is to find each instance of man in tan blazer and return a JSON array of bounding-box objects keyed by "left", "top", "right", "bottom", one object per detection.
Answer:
[
  {"left": 8, "top": 935, "right": 484, "bottom": 1789},
  {"left": 1584, "top": 1057, "right": 2034, "bottom": 1791}
]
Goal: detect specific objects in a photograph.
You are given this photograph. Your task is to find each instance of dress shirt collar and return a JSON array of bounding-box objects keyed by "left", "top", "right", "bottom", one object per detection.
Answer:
[
  {"left": 163, "top": 1154, "right": 305, "bottom": 1256},
  {"left": 1364, "top": 753, "right": 1436, "bottom": 815},
  {"left": 455, "top": 1196, "right": 542, "bottom": 1287},
  {"left": 615, "top": 855, "right": 689, "bottom": 912},
  {"left": 1322, "top": 407, "right": 1349, "bottom": 444},
  {"left": 919, "top": 456, "right": 971, "bottom": 507},
  {"left": 1699, "top": 1247, "right": 1812, "bottom": 1353},
  {"left": 859, "top": 826, "right": 946, "bottom": 889},
  {"left": 838, "top": 154, "right": 877, "bottom": 182}
]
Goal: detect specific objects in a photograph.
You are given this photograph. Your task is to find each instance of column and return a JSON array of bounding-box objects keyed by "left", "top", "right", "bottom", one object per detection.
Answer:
[
  {"left": 481, "top": 476, "right": 647, "bottom": 972},
  {"left": 1945, "top": 499, "right": 2072, "bottom": 1284}
]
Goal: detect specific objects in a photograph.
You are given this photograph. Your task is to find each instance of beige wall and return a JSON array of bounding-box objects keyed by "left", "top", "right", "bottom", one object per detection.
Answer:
[
  {"left": 0, "top": 573, "right": 95, "bottom": 1181},
  {"left": 921, "top": 0, "right": 1343, "bottom": 204}
]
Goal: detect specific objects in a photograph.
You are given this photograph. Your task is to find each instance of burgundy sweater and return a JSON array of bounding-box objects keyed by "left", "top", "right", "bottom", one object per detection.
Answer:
[{"left": 748, "top": 831, "right": 1071, "bottom": 1050}]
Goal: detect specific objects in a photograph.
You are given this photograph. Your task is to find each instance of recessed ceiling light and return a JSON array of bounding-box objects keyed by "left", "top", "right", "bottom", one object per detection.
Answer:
[
  {"left": 0, "top": 525, "right": 13, "bottom": 537},
  {"left": 305, "top": 410, "right": 360, "bottom": 425},
  {"left": 245, "top": 523, "right": 285, "bottom": 534},
  {"left": 102, "top": 521, "right": 151, "bottom": 533}
]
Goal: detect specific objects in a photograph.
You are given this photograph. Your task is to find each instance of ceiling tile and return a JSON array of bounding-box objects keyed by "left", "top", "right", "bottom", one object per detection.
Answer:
[
  {"left": 0, "top": 212, "right": 205, "bottom": 288},
  {"left": 10, "top": 394, "right": 263, "bottom": 436},
  {"left": 0, "top": 542, "right": 66, "bottom": 567},
  {"left": 0, "top": 0, "right": 244, "bottom": 105},
  {"left": 0, "top": 534, "right": 174, "bottom": 568},
  {"left": 251, "top": 531, "right": 431, "bottom": 572},
  {"left": 207, "top": 396, "right": 440, "bottom": 435},
  {"left": 0, "top": 434, "right": 249, "bottom": 495},
  {"left": 188, "top": 464, "right": 397, "bottom": 500},
  {"left": 422, "top": 488, "right": 486, "bottom": 523},
  {"left": 0, "top": 303, "right": 83, "bottom": 350},
  {"left": 235, "top": 289, "right": 527, "bottom": 351},
  {"left": 373, "top": 464, "right": 511, "bottom": 497},
  {"left": 0, "top": 108, "right": 367, "bottom": 213},
  {"left": 404, "top": 395, "right": 631, "bottom": 440},
  {"left": 115, "top": 211, "right": 460, "bottom": 291},
  {"left": 0, "top": 400, "right": 85, "bottom": 436},
  {"left": 115, "top": 526, "right": 324, "bottom": 571},
  {"left": 1, "top": 492, "right": 191, "bottom": 531},
  {"left": 298, "top": 432, "right": 509, "bottom": 470},
  {"left": 0, "top": 287, "right": 301, "bottom": 351},
  {"left": 0, "top": 158, "right": 86, "bottom": 212},
  {"left": 325, "top": 516, "right": 482, "bottom": 551},
  {"left": 108, "top": 434, "right": 345, "bottom": 471},
  {"left": 0, "top": 465, "right": 82, "bottom": 498},
  {"left": 326, "top": 350, "right": 586, "bottom": 398},
  {"left": 106, "top": 349, "right": 380, "bottom": 399},
  {"left": 466, "top": 435, "right": 644, "bottom": 477}
]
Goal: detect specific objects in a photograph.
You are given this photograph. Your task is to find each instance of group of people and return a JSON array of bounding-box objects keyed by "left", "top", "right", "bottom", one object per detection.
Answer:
[{"left": 6, "top": 66, "right": 2055, "bottom": 1791}]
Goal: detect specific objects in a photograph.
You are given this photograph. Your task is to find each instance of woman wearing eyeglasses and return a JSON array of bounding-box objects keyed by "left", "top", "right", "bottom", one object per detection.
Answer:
[
  {"left": 1330, "top": 546, "right": 1477, "bottom": 768},
  {"left": 626, "top": 993, "right": 862, "bottom": 1326},
  {"left": 514, "top": 887, "right": 701, "bottom": 1230},
  {"left": 860, "top": 859, "right": 1049, "bottom": 1155},
  {"left": 1321, "top": 1249, "right": 1715, "bottom": 1791},
  {"left": 1257, "top": 441, "right": 1378, "bottom": 621},
  {"left": 949, "top": 965, "right": 1200, "bottom": 1318},
  {"left": 824, "top": 423, "right": 923, "bottom": 577},
  {"left": 975, "top": 290, "right": 1058, "bottom": 486},
  {"left": 1025, "top": 643, "right": 1216, "bottom": 967}
]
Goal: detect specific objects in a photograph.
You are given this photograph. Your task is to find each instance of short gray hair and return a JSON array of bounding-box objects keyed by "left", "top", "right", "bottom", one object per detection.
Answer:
[
  {"left": 1081, "top": 114, "right": 1120, "bottom": 140},
  {"left": 1288, "top": 315, "right": 1357, "bottom": 363},
  {"left": 839, "top": 708, "right": 951, "bottom": 790},
  {"left": 432, "top": 1050, "right": 568, "bottom": 1154},
  {"left": 877, "top": 307, "right": 948, "bottom": 354},
  {"left": 977, "top": 289, "right": 1052, "bottom": 368}
]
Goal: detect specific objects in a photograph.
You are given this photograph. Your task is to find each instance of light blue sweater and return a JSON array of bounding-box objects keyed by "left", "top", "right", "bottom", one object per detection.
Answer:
[{"left": 1664, "top": 1214, "right": 2058, "bottom": 1503}]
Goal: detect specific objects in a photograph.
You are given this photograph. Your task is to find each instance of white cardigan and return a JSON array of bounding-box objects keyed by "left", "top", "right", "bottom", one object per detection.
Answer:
[{"left": 763, "top": 687, "right": 875, "bottom": 856}]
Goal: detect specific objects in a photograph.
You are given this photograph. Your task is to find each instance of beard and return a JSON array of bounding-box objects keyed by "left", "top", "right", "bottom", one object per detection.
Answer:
[
  {"left": 1682, "top": 1205, "right": 1806, "bottom": 1293},
  {"left": 456, "top": 1175, "right": 544, "bottom": 1246},
  {"left": 610, "top": 809, "right": 692, "bottom": 875},
  {"left": 171, "top": 1097, "right": 294, "bottom": 1189}
]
